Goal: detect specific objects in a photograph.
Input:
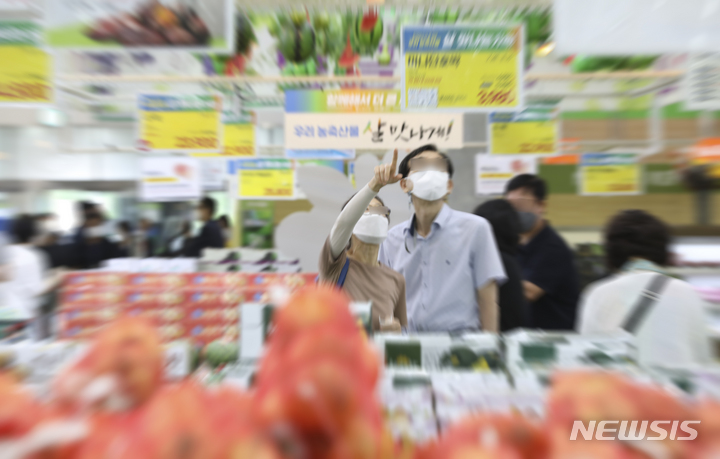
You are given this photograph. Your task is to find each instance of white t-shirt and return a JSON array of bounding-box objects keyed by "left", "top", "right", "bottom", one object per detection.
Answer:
[
  {"left": 0, "top": 244, "right": 48, "bottom": 320},
  {"left": 577, "top": 270, "right": 713, "bottom": 367}
]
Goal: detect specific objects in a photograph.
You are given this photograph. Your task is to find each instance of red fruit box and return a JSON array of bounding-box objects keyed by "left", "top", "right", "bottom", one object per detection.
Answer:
[
  {"left": 184, "top": 324, "right": 239, "bottom": 346},
  {"left": 58, "top": 304, "right": 125, "bottom": 326},
  {"left": 128, "top": 273, "right": 187, "bottom": 289},
  {"left": 59, "top": 289, "right": 125, "bottom": 308},
  {"left": 241, "top": 287, "right": 272, "bottom": 304},
  {"left": 124, "top": 305, "right": 186, "bottom": 324},
  {"left": 181, "top": 306, "right": 239, "bottom": 325},
  {"left": 123, "top": 290, "right": 186, "bottom": 308},
  {"left": 59, "top": 323, "right": 107, "bottom": 340},
  {"left": 184, "top": 273, "right": 247, "bottom": 289},
  {"left": 63, "top": 272, "right": 129, "bottom": 290},
  {"left": 244, "top": 273, "right": 318, "bottom": 290},
  {"left": 181, "top": 289, "right": 244, "bottom": 308}
]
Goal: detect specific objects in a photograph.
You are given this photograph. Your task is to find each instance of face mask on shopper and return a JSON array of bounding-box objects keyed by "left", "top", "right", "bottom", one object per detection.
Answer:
[
  {"left": 353, "top": 214, "right": 389, "bottom": 245},
  {"left": 517, "top": 211, "right": 538, "bottom": 233},
  {"left": 407, "top": 170, "right": 449, "bottom": 202},
  {"left": 85, "top": 226, "right": 108, "bottom": 239}
]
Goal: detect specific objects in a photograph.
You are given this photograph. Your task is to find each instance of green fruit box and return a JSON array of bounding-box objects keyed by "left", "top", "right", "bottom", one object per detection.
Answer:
[
  {"left": 503, "top": 329, "right": 639, "bottom": 373},
  {"left": 374, "top": 333, "right": 502, "bottom": 372}
]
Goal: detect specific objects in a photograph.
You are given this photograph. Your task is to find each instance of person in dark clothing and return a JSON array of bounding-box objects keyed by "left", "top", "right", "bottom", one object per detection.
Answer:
[
  {"left": 183, "top": 197, "right": 224, "bottom": 258},
  {"left": 473, "top": 199, "right": 528, "bottom": 332},
  {"left": 70, "top": 212, "right": 122, "bottom": 269},
  {"left": 505, "top": 174, "right": 580, "bottom": 330},
  {"left": 71, "top": 201, "right": 99, "bottom": 245}
]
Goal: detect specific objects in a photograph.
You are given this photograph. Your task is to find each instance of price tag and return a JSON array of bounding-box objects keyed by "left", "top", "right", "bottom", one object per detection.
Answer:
[
  {"left": 580, "top": 153, "right": 641, "bottom": 195},
  {"left": 138, "top": 95, "right": 221, "bottom": 153},
  {"left": 491, "top": 121, "right": 556, "bottom": 155},
  {"left": 237, "top": 160, "right": 296, "bottom": 200},
  {"left": 223, "top": 123, "right": 255, "bottom": 157},
  {"left": 0, "top": 47, "right": 51, "bottom": 103},
  {"left": 402, "top": 25, "right": 523, "bottom": 111}
]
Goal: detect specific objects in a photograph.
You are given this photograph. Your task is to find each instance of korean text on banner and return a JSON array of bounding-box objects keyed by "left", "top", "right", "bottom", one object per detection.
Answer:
[
  {"left": 475, "top": 155, "right": 537, "bottom": 195},
  {"left": 138, "top": 95, "right": 222, "bottom": 153},
  {"left": 284, "top": 113, "right": 462, "bottom": 150},
  {"left": 285, "top": 89, "right": 401, "bottom": 113},
  {"left": 489, "top": 111, "right": 558, "bottom": 155},
  {"left": 235, "top": 159, "right": 296, "bottom": 200},
  {"left": 0, "top": 21, "right": 51, "bottom": 104},
  {"left": 140, "top": 157, "right": 201, "bottom": 202},
  {"left": 402, "top": 25, "right": 523, "bottom": 111},
  {"left": 580, "top": 153, "right": 642, "bottom": 196}
]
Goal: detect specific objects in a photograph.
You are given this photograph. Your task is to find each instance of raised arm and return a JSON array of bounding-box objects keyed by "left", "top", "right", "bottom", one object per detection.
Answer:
[{"left": 328, "top": 149, "right": 402, "bottom": 258}]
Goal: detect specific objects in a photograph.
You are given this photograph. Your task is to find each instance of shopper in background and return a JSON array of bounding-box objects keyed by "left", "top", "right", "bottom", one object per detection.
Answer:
[
  {"left": 379, "top": 145, "right": 505, "bottom": 333},
  {"left": 137, "top": 217, "right": 159, "bottom": 258},
  {"left": 319, "top": 149, "right": 407, "bottom": 332},
  {"left": 70, "top": 201, "right": 99, "bottom": 245},
  {"left": 505, "top": 174, "right": 579, "bottom": 330},
  {"left": 473, "top": 199, "right": 528, "bottom": 332},
  {"left": 577, "top": 210, "right": 712, "bottom": 366},
  {"left": 70, "top": 211, "right": 122, "bottom": 269},
  {"left": 115, "top": 221, "right": 133, "bottom": 258},
  {"left": 217, "top": 215, "right": 232, "bottom": 246},
  {"left": 1, "top": 215, "right": 49, "bottom": 337},
  {"left": 167, "top": 221, "right": 192, "bottom": 257},
  {"left": 31, "top": 213, "right": 65, "bottom": 268},
  {"left": 183, "top": 196, "right": 225, "bottom": 258}
]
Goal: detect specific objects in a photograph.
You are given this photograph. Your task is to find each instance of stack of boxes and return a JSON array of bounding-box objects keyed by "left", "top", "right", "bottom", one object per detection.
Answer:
[{"left": 58, "top": 272, "right": 317, "bottom": 345}]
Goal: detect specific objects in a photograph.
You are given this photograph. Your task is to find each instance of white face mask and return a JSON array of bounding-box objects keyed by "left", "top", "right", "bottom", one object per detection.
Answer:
[
  {"left": 407, "top": 170, "right": 449, "bottom": 202},
  {"left": 85, "top": 226, "right": 108, "bottom": 239},
  {"left": 352, "top": 214, "right": 388, "bottom": 245}
]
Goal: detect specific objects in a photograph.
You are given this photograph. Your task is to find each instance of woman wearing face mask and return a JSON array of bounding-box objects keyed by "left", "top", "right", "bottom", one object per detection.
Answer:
[{"left": 319, "top": 150, "right": 407, "bottom": 333}]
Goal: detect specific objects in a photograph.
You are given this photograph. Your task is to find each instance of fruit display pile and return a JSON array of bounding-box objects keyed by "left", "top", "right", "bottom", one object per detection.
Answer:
[
  {"left": 2, "top": 286, "right": 720, "bottom": 459},
  {"left": 86, "top": 1, "right": 210, "bottom": 46}
]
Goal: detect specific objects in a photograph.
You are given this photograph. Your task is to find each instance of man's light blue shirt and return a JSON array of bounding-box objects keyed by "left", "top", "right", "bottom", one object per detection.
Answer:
[{"left": 379, "top": 205, "right": 506, "bottom": 332}]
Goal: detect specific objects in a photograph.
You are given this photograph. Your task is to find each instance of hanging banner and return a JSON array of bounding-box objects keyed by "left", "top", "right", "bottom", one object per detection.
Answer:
[
  {"left": 200, "top": 158, "right": 226, "bottom": 190},
  {"left": 401, "top": 24, "right": 523, "bottom": 111},
  {"left": 489, "top": 109, "right": 558, "bottom": 155},
  {"left": 138, "top": 94, "right": 222, "bottom": 153},
  {"left": 286, "top": 149, "right": 355, "bottom": 160},
  {"left": 0, "top": 21, "right": 51, "bottom": 104},
  {"left": 684, "top": 54, "right": 720, "bottom": 110},
  {"left": 580, "top": 153, "right": 642, "bottom": 196},
  {"left": 140, "top": 157, "right": 201, "bottom": 202},
  {"left": 45, "top": 0, "right": 234, "bottom": 52},
  {"left": 475, "top": 155, "right": 537, "bottom": 195},
  {"left": 232, "top": 159, "right": 296, "bottom": 200},
  {"left": 285, "top": 89, "right": 401, "bottom": 113},
  {"left": 284, "top": 113, "right": 462, "bottom": 149}
]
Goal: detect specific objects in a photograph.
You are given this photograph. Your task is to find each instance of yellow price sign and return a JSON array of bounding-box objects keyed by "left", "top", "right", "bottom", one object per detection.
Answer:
[
  {"left": 402, "top": 25, "right": 522, "bottom": 110},
  {"left": 237, "top": 160, "right": 295, "bottom": 199},
  {"left": 580, "top": 154, "right": 641, "bottom": 195},
  {"left": 0, "top": 46, "right": 51, "bottom": 103},
  {"left": 491, "top": 120, "right": 557, "bottom": 155},
  {"left": 192, "top": 122, "right": 254, "bottom": 157},
  {"left": 138, "top": 94, "right": 221, "bottom": 153}
]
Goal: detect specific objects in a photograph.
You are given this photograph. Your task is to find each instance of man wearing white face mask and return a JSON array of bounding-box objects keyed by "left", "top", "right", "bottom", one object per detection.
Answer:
[
  {"left": 319, "top": 150, "right": 407, "bottom": 332},
  {"left": 379, "top": 145, "right": 506, "bottom": 333},
  {"left": 70, "top": 212, "right": 122, "bottom": 269}
]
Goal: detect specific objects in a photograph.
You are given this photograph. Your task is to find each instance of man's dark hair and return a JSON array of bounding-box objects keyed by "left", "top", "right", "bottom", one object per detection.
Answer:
[
  {"left": 604, "top": 210, "right": 671, "bottom": 271},
  {"left": 11, "top": 214, "right": 36, "bottom": 244},
  {"left": 77, "top": 200, "right": 97, "bottom": 214},
  {"left": 200, "top": 196, "right": 217, "bottom": 217},
  {"left": 85, "top": 211, "right": 105, "bottom": 224},
  {"left": 118, "top": 221, "right": 132, "bottom": 233},
  {"left": 398, "top": 144, "right": 454, "bottom": 178},
  {"left": 504, "top": 174, "right": 548, "bottom": 202},
  {"left": 473, "top": 199, "right": 521, "bottom": 255},
  {"left": 217, "top": 215, "right": 230, "bottom": 228}
]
